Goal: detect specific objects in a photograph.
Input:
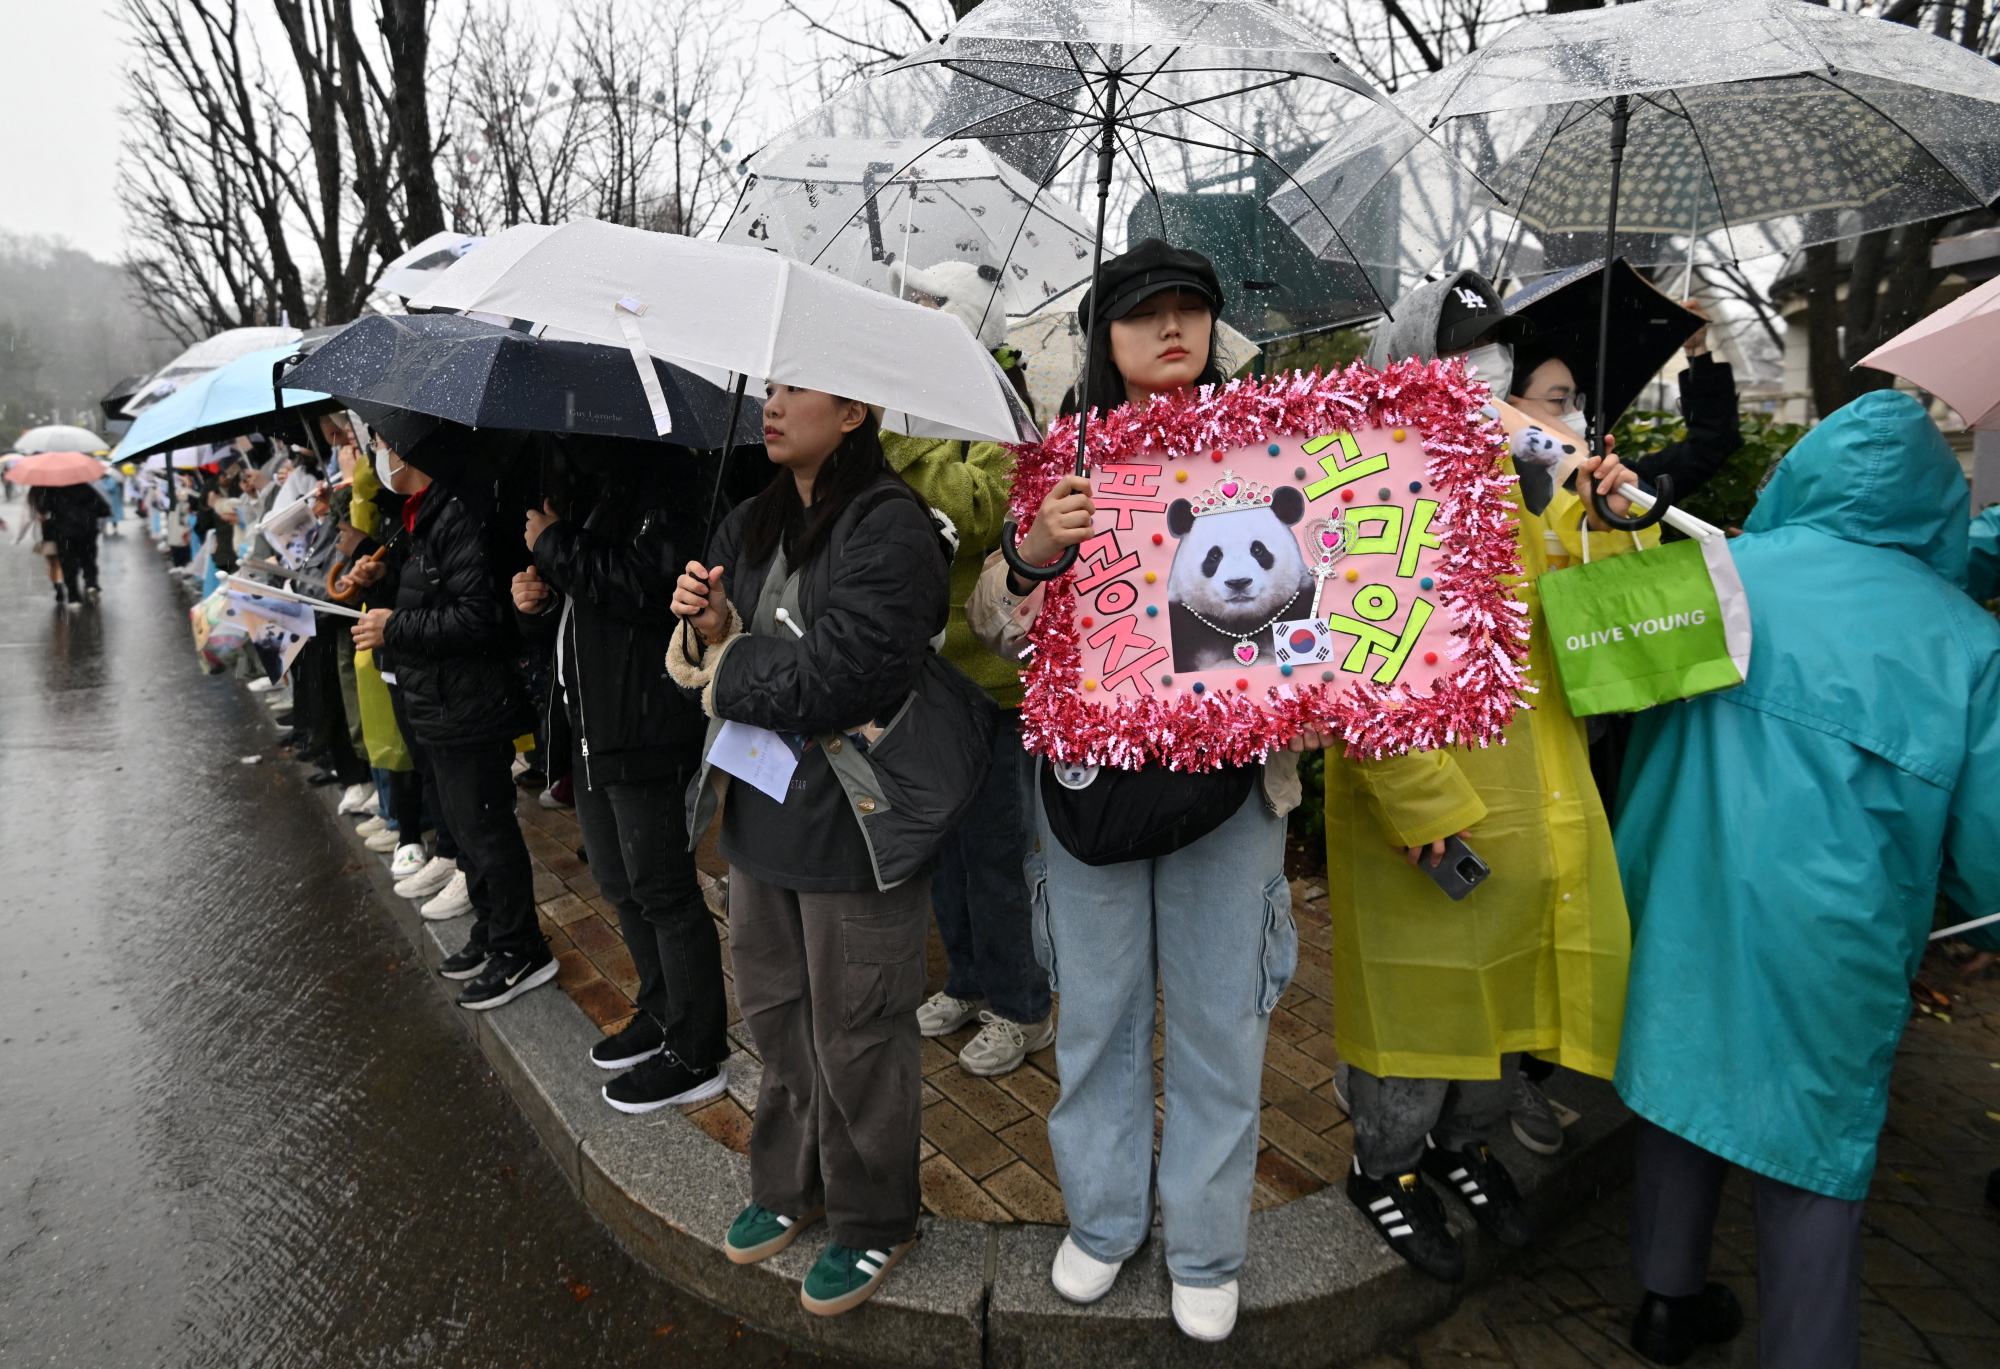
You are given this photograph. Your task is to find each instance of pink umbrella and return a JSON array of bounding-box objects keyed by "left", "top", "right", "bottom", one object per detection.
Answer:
[
  {"left": 3, "top": 450, "right": 112, "bottom": 487},
  {"left": 1859, "top": 274, "right": 2000, "bottom": 431}
]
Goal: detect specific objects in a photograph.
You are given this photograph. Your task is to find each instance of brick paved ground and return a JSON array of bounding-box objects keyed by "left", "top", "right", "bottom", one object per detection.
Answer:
[
  {"left": 518, "top": 796, "right": 2000, "bottom": 1366},
  {"left": 516, "top": 796, "right": 1359, "bottom": 1225},
  {"left": 1354, "top": 953, "right": 2000, "bottom": 1369}
]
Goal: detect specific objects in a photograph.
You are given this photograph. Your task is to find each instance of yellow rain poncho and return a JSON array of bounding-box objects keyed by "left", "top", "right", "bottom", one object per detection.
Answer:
[{"left": 1324, "top": 469, "right": 1652, "bottom": 1082}]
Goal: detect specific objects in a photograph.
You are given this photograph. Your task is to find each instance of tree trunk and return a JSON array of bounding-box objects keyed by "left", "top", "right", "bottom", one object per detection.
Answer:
[{"left": 380, "top": 0, "right": 446, "bottom": 242}]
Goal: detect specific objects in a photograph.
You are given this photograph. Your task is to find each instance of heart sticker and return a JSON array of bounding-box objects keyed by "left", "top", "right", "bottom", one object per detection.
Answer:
[
  {"left": 1233, "top": 642, "right": 1258, "bottom": 665},
  {"left": 1220, "top": 481, "right": 1240, "bottom": 498}
]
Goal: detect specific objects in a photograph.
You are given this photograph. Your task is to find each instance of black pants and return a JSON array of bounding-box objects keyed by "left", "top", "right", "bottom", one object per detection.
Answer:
[
  {"left": 303, "top": 630, "right": 367, "bottom": 784},
  {"left": 169, "top": 543, "right": 192, "bottom": 568},
  {"left": 571, "top": 753, "right": 727, "bottom": 1068},
  {"left": 387, "top": 680, "right": 456, "bottom": 861},
  {"left": 1631, "top": 1120, "right": 1863, "bottom": 1369},
  {"left": 427, "top": 736, "right": 541, "bottom": 959},
  {"left": 55, "top": 534, "right": 98, "bottom": 600}
]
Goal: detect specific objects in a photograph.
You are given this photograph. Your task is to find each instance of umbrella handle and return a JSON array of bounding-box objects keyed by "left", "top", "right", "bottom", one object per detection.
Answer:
[
  {"left": 1578, "top": 471, "right": 1673, "bottom": 532},
  {"left": 998, "top": 519, "right": 1076, "bottom": 582}
]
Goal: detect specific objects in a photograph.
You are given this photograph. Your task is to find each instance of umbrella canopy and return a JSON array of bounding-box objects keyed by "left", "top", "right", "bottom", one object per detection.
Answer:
[
  {"left": 284, "top": 313, "right": 764, "bottom": 449},
  {"left": 1278, "top": 0, "right": 2000, "bottom": 278},
  {"left": 406, "top": 218, "right": 1037, "bottom": 443},
  {"left": 142, "top": 446, "right": 214, "bottom": 473},
  {"left": 112, "top": 344, "right": 335, "bottom": 461},
  {"left": 726, "top": 0, "right": 1438, "bottom": 344},
  {"left": 12, "top": 424, "right": 109, "bottom": 455},
  {"left": 1504, "top": 258, "right": 1701, "bottom": 424},
  {"left": 1860, "top": 273, "right": 2000, "bottom": 432},
  {"left": 375, "top": 230, "right": 486, "bottom": 300},
  {"left": 100, "top": 377, "right": 146, "bottom": 424},
  {"left": 4, "top": 451, "right": 111, "bottom": 487},
  {"left": 124, "top": 326, "right": 304, "bottom": 417},
  {"left": 724, "top": 136, "right": 1098, "bottom": 324}
]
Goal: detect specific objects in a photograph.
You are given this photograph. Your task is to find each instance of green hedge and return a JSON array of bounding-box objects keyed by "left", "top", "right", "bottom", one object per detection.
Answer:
[{"left": 1611, "top": 407, "right": 1811, "bottom": 532}]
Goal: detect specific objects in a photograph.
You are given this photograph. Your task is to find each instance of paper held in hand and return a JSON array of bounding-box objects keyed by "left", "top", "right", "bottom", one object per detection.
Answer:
[{"left": 708, "top": 720, "right": 800, "bottom": 803}]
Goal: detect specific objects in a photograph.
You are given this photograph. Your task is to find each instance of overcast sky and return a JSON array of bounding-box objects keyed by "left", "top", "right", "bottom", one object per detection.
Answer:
[{"left": 0, "top": 4, "right": 129, "bottom": 258}]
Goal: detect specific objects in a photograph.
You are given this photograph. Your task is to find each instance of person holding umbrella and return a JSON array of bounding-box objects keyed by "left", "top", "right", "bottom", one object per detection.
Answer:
[
  {"left": 510, "top": 441, "right": 730, "bottom": 1114},
  {"left": 1326, "top": 269, "right": 1644, "bottom": 1285},
  {"left": 967, "top": 241, "right": 1309, "bottom": 1343},
  {"left": 1611, "top": 391, "right": 2000, "bottom": 1369},
  {"left": 668, "top": 383, "right": 989, "bottom": 1318},
  {"left": 44, "top": 479, "right": 113, "bottom": 608}
]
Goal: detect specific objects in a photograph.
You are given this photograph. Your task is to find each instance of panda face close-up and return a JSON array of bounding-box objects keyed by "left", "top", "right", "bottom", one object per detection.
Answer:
[{"left": 1164, "top": 485, "right": 1310, "bottom": 670}]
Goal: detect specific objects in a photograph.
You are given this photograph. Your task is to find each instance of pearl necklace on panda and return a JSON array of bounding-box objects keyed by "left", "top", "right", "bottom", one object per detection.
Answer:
[{"left": 1176, "top": 601, "right": 1294, "bottom": 666}]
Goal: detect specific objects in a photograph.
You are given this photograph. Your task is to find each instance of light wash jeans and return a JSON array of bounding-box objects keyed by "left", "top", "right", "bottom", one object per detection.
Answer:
[{"left": 1032, "top": 780, "right": 1295, "bottom": 1287}]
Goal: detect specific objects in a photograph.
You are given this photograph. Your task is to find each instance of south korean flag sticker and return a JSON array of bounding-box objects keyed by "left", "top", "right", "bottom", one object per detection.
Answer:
[{"left": 1274, "top": 618, "right": 1336, "bottom": 668}]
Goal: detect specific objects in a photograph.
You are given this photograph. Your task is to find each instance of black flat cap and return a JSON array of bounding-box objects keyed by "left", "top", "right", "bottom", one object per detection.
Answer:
[{"left": 1077, "top": 239, "right": 1224, "bottom": 328}]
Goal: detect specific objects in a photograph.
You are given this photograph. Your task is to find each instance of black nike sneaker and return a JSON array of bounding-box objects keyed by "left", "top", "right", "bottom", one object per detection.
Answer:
[
  {"left": 1346, "top": 1158, "right": 1464, "bottom": 1282},
  {"left": 437, "top": 943, "right": 489, "bottom": 981},
  {"left": 456, "top": 948, "right": 557, "bottom": 1011}
]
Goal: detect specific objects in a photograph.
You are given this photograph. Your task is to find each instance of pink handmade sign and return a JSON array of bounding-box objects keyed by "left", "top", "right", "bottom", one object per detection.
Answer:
[{"left": 1008, "top": 362, "right": 1527, "bottom": 769}]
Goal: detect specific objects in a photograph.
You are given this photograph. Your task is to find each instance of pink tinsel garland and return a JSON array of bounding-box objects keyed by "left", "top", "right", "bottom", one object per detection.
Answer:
[{"left": 1008, "top": 361, "right": 1528, "bottom": 768}]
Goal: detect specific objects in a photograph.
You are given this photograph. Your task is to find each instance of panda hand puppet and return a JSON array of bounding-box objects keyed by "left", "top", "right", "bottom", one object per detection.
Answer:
[{"left": 1164, "top": 476, "right": 1312, "bottom": 672}]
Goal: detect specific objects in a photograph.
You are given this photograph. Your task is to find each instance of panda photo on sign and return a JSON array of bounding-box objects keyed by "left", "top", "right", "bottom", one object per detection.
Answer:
[{"left": 1164, "top": 473, "right": 1312, "bottom": 672}]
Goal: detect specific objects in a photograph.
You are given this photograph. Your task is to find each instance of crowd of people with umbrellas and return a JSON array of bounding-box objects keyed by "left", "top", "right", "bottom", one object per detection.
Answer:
[{"left": 19, "top": 1, "right": 2000, "bottom": 1363}]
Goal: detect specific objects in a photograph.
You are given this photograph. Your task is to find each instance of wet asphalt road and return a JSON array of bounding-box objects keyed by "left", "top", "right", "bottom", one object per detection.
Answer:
[{"left": 0, "top": 525, "right": 825, "bottom": 1368}]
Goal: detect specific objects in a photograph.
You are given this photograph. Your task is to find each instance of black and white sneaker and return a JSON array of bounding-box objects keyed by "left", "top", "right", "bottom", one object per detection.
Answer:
[
  {"left": 457, "top": 949, "right": 558, "bottom": 1011},
  {"left": 1347, "top": 1159, "right": 1464, "bottom": 1283},
  {"left": 602, "top": 1051, "right": 728, "bottom": 1114},
  {"left": 1420, "top": 1138, "right": 1536, "bottom": 1248},
  {"left": 438, "top": 943, "right": 489, "bottom": 981},
  {"left": 591, "top": 1014, "right": 666, "bottom": 1071}
]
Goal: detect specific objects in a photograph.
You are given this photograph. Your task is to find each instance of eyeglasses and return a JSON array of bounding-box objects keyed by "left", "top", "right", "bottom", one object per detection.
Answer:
[{"left": 1519, "top": 389, "right": 1587, "bottom": 414}]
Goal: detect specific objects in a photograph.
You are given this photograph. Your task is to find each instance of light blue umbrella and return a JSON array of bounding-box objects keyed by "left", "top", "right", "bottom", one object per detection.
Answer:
[{"left": 111, "top": 344, "right": 334, "bottom": 461}]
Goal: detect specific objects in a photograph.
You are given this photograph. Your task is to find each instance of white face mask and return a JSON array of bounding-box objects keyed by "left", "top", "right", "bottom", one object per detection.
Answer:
[
  {"left": 1555, "top": 408, "right": 1590, "bottom": 440},
  {"left": 373, "top": 443, "right": 401, "bottom": 490},
  {"left": 1462, "top": 342, "right": 1514, "bottom": 398}
]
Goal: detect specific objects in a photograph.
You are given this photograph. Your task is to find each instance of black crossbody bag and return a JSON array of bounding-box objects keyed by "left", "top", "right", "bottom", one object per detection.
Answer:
[{"left": 1038, "top": 761, "right": 1256, "bottom": 867}]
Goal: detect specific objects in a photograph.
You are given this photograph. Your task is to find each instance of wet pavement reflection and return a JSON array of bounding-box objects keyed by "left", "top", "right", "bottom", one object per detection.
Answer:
[{"left": 0, "top": 527, "right": 835, "bottom": 1368}]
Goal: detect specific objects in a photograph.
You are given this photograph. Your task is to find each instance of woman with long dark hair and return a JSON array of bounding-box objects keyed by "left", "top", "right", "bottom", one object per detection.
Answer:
[
  {"left": 669, "top": 383, "right": 990, "bottom": 1317},
  {"left": 967, "top": 240, "right": 1314, "bottom": 1343}
]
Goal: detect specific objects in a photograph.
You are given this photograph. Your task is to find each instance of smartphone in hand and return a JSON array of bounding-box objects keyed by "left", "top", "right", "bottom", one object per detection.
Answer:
[{"left": 1423, "top": 836, "right": 1490, "bottom": 901}]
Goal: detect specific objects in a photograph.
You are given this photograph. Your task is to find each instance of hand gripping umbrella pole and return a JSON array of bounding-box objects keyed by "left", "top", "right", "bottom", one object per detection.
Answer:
[
  {"left": 1581, "top": 94, "right": 1673, "bottom": 534},
  {"left": 999, "top": 69, "right": 1122, "bottom": 585}
]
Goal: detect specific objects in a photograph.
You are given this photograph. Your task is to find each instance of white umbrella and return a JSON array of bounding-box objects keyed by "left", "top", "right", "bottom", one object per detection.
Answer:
[
  {"left": 407, "top": 218, "right": 1037, "bottom": 443},
  {"left": 12, "top": 423, "right": 110, "bottom": 454},
  {"left": 124, "top": 326, "right": 304, "bottom": 417},
  {"left": 375, "top": 230, "right": 486, "bottom": 301},
  {"left": 722, "top": 137, "right": 1097, "bottom": 326}
]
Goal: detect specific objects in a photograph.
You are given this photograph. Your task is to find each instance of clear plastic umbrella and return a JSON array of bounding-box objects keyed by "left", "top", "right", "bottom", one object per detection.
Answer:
[
  {"left": 1278, "top": 0, "right": 2000, "bottom": 279},
  {"left": 736, "top": 0, "right": 1448, "bottom": 579},
  {"left": 1276, "top": 0, "right": 2000, "bottom": 531},
  {"left": 723, "top": 137, "right": 1097, "bottom": 326},
  {"left": 124, "top": 326, "right": 305, "bottom": 417}
]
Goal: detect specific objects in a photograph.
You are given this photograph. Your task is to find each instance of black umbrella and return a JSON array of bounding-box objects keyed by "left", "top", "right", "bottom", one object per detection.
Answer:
[
  {"left": 99, "top": 376, "right": 145, "bottom": 425},
  {"left": 1504, "top": 259, "right": 1701, "bottom": 426},
  {"left": 282, "top": 313, "right": 762, "bottom": 450}
]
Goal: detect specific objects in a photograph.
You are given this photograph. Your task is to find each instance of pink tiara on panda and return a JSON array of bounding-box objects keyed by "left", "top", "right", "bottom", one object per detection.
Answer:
[{"left": 1187, "top": 471, "right": 1273, "bottom": 518}]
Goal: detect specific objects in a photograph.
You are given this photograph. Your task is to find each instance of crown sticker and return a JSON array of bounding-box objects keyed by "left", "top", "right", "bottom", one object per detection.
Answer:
[{"left": 1187, "top": 470, "right": 1274, "bottom": 518}]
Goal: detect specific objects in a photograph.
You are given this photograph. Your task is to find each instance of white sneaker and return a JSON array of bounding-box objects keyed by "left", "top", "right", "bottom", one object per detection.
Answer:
[
  {"left": 916, "top": 991, "right": 983, "bottom": 1038},
  {"left": 394, "top": 855, "right": 457, "bottom": 900},
  {"left": 390, "top": 844, "right": 427, "bottom": 878},
  {"left": 337, "top": 782, "right": 375, "bottom": 815},
  {"left": 1171, "top": 1280, "right": 1239, "bottom": 1342},
  {"left": 364, "top": 827, "right": 400, "bottom": 853},
  {"left": 248, "top": 677, "right": 275, "bottom": 694},
  {"left": 1050, "top": 1235, "right": 1122, "bottom": 1305},
  {"left": 421, "top": 871, "right": 473, "bottom": 920},
  {"left": 958, "top": 1010, "right": 1055, "bottom": 1077},
  {"left": 357, "top": 791, "right": 380, "bottom": 817},
  {"left": 355, "top": 815, "right": 388, "bottom": 838}
]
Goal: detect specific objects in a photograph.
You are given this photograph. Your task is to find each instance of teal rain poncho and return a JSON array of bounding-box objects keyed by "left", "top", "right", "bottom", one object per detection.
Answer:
[{"left": 1612, "top": 390, "right": 2000, "bottom": 1200}]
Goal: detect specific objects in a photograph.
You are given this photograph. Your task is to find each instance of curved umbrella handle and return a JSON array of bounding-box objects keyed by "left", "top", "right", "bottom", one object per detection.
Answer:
[
  {"left": 998, "top": 520, "right": 1076, "bottom": 582},
  {"left": 1579, "top": 472, "right": 1674, "bottom": 533}
]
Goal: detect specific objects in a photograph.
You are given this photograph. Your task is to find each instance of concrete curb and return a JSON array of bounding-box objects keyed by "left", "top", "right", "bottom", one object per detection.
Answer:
[{"left": 305, "top": 750, "right": 1634, "bottom": 1367}]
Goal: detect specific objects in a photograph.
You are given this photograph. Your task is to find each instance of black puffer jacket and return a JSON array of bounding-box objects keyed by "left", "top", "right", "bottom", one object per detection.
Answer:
[
  {"left": 43, "top": 485, "right": 110, "bottom": 540},
  {"left": 527, "top": 461, "right": 705, "bottom": 787},
  {"left": 381, "top": 489, "right": 534, "bottom": 746}
]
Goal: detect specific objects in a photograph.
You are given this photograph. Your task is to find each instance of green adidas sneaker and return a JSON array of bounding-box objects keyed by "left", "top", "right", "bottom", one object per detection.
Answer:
[
  {"left": 723, "top": 1202, "right": 821, "bottom": 1266},
  {"left": 799, "top": 1237, "right": 917, "bottom": 1316}
]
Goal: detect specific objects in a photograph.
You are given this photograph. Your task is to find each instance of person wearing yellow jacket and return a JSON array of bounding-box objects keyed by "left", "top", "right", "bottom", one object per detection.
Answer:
[
  {"left": 879, "top": 258, "right": 1053, "bottom": 1079},
  {"left": 1331, "top": 271, "right": 1651, "bottom": 1283}
]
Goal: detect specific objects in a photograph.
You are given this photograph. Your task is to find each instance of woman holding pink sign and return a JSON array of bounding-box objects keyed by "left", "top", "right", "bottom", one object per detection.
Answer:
[{"left": 969, "top": 241, "right": 1310, "bottom": 1344}]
